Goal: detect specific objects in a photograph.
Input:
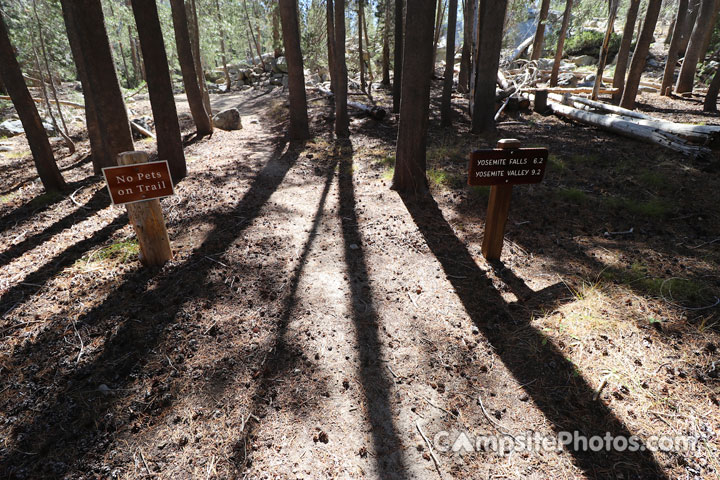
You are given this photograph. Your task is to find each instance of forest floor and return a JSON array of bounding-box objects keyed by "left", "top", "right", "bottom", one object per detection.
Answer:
[{"left": 0, "top": 77, "right": 719, "bottom": 479}]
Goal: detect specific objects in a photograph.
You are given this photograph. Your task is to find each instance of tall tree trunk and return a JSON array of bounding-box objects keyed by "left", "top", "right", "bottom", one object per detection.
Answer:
[
  {"left": 620, "top": 0, "right": 663, "bottom": 109},
  {"left": 129, "top": 26, "right": 140, "bottom": 85},
  {"left": 188, "top": 0, "right": 211, "bottom": 117},
  {"left": 381, "top": 0, "right": 391, "bottom": 85},
  {"left": 678, "top": 0, "right": 701, "bottom": 54},
  {"left": 131, "top": 0, "right": 187, "bottom": 182},
  {"left": 169, "top": 0, "right": 212, "bottom": 136},
  {"left": 661, "top": 0, "right": 690, "bottom": 96},
  {"left": 359, "top": 0, "right": 366, "bottom": 92},
  {"left": 392, "top": 0, "right": 436, "bottom": 194},
  {"left": 592, "top": 0, "right": 619, "bottom": 100},
  {"left": 550, "top": 0, "right": 573, "bottom": 87},
  {"left": 0, "top": 10, "right": 65, "bottom": 192},
  {"left": 278, "top": 0, "right": 310, "bottom": 140},
  {"left": 273, "top": 4, "right": 282, "bottom": 57},
  {"left": 431, "top": 0, "right": 446, "bottom": 76},
  {"left": 531, "top": 0, "right": 551, "bottom": 61},
  {"left": 214, "top": 0, "right": 231, "bottom": 89},
  {"left": 327, "top": 0, "right": 337, "bottom": 92},
  {"left": 471, "top": 0, "right": 508, "bottom": 133},
  {"left": 362, "top": 7, "right": 373, "bottom": 82},
  {"left": 612, "top": 0, "right": 641, "bottom": 102},
  {"left": 61, "top": 0, "right": 134, "bottom": 170},
  {"left": 700, "top": 1, "right": 720, "bottom": 61},
  {"left": 244, "top": 0, "right": 266, "bottom": 70},
  {"left": 458, "top": 0, "right": 475, "bottom": 93},
  {"left": 676, "top": 0, "right": 718, "bottom": 93},
  {"left": 392, "top": 0, "right": 403, "bottom": 113},
  {"left": 334, "top": 0, "right": 350, "bottom": 136},
  {"left": 441, "top": 0, "right": 458, "bottom": 126},
  {"left": 31, "top": 0, "right": 74, "bottom": 153},
  {"left": 60, "top": 0, "right": 111, "bottom": 172},
  {"left": 703, "top": 64, "right": 720, "bottom": 110}
]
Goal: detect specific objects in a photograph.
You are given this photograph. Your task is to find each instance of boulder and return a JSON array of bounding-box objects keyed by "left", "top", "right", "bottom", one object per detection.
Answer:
[
  {"left": 0, "top": 119, "right": 55, "bottom": 137},
  {"left": 270, "top": 74, "right": 284, "bottom": 86},
  {"left": 537, "top": 58, "right": 554, "bottom": 70},
  {"left": 275, "top": 56, "right": 288, "bottom": 73},
  {"left": 557, "top": 73, "right": 578, "bottom": 87},
  {"left": 570, "top": 55, "right": 597, "bottom": 67},
  {"left": 212, "top": 108, "right": 242, "bottom": 131}
]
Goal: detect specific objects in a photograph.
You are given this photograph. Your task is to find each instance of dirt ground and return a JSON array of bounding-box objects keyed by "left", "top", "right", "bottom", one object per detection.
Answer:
[{"left": 0, "top": 78, "right": 719, "bottom": 479}]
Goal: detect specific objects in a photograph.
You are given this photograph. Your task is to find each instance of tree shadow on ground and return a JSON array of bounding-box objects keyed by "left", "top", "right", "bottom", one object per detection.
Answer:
[
  {"left": 401, "top": 193, "right": 668, "bottom": 479},
  {"left": 337, "top": 140, "right": 410, "bottom": 479},
  {"left": 0, "top": 139, "right": 297, "bottom": 478}
]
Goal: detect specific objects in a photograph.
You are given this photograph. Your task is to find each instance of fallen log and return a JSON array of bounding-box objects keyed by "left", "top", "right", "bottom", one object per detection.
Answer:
[
  {"left": 549, "top": 101, "right": 715, "bottom": 161},
  {"left": 130, "top": 120, "right": 155, "bottom": 139},
  {"left": 506, "top": 35, "right": 534, "bottom": 65},
  {"left": 528, "top": 87, "right": 620, "bottom": 95},
  {"left": 1, "top": 95, "right": 85, "bottom": 109},
  {"left": 553, "top": 94, "right": 720, "bottom": 146},
  {"left": 314, "top": 86, "right": 386, "bottom": 120}
]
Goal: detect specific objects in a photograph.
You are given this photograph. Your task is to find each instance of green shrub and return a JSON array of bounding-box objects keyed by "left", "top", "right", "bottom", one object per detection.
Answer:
[{"left": 565, "top": 30, "right": 621, "bottom": 58}]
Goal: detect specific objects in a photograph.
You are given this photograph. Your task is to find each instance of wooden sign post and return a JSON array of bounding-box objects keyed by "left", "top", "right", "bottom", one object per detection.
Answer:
[
  {"left": 468, "top": 139, "right": 548, "bottom": 261},
  {"left": 102, "top": 151, "right": 174, "bottom": 266}
]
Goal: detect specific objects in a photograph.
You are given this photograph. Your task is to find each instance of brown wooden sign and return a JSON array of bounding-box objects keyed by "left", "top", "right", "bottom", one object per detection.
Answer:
[
  {"left": 468, "top": 147, "right": 549, "bottom": 186},
  {"left": 102, "top": 160, "right": 175, "bottom": 206}
]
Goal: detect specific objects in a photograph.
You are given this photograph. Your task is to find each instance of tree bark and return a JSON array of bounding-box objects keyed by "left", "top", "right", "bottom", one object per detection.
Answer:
[
  {"left": 273, "top": 4, "right": 282, "bottom": 57},
  {"left": 661, "top": 0, "right": 689, "bottom": 96},
  {"left": 471, "top": 0, "right": 508, "bottom": 133},
  {"left": 392, "top": 0, "right": 404, "bottom": 113},
  {"left": 676, "top": 0, "right": 718, "bottom": 93},
  {"left": 278, "top": 0, "right": 310, "bottom": 140},
  {"left": 0, "top": 10, "right": 65, "bottom": 192},
  {"left": 700, "top": 0, "right": 720, "bottom": 62},
  {"left": 188, "top": 0, "right": 211, "bottom": 117},
  {"left": 381, "top": 0, "right": 391, "bottom": 85},
  {"left": 392, "top": 0, "right": 436, "bottom": 194},
  {"left": 531, "top": 0, "right": 551, "bottom": 61},
  {"left": 612, "top": 0, "right": 640, "bottom": 102},
  {"left": 678, "top": 0, "right": 701, "bottom": 54},
  {"left": 61, "top": 0, "right": 134, "bottom": 170},
  {"left": 441, "top": 0, "right": 458, "bottom": 126},
  {"left": 131, "top": 0, "right": 187, "bottom": 183},
  {"left": 326, "top": 0, "right": 337, "bottom": 92},
  {"left": 214, "top": 0, "right": 232, "bottom": 89},
  {"left": 704, "top": 65, "right": 720, "bottom": 110},
  {"left": 60, "top": 0, "right": 111, "bottom": 172},
  {"left": 169, "top": 0, "right": 212, "bottom": 136},
  {"left": 620, "top": 0, "right": 663, "bottom": 109},
  {"left": 334, "top": 0, "right": 350, "bottom": 137},
  {"left": 359, "top": 0, "right": 366, "bottom": 92},
  {"left": 592, "top": 0, "right": 618, "bottom": 100},
  {"left": 431, "top": 0, "right": 446, "bottom": 76},
  {"left": 550, "top": 0, "right": 573, "bottom": 87},
  {"left": 458, "top": 0, "right": 475, "bottom": 93}
]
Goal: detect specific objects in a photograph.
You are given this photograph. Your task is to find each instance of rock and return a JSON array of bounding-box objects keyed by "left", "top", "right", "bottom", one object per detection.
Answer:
[
  {"left": 212, "top": 108, "right": 242, "bottom": 131},
  {"left": 557, "top": 73, "right": 578, "bottom": 87},
  {"left": 0, "top": 119, "right": 24, "bottom": 137},
  {"left": 282, "top": 76, "right": 289, "bottom": 88},
  {"left": 275, "top": 56, "right": 288, "bottom": 73},
  {"left": 537, "top": 58, "right": 554, "bottom": 70},
  {"left": 306, "top": 73, "right": 321, "bottom": 85},
  {"left": 270, "top": 74, "right": 284, "bottom": 86},
  {"left": 578, "top": 73, "right": 596, "bottom": 87},
  {"left": 570, "top": 55, "right": 597, "bottom": 67}
]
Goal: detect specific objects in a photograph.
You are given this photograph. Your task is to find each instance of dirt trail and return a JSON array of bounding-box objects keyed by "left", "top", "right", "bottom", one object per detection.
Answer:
[{"left": 0, "top": 88, "right": 718, "bottom": 479}]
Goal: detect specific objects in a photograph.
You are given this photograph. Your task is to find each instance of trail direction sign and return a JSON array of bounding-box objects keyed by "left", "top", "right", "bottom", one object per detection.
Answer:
[
  {"left": 468, "top": 139, "right": 549, "bottom": 261},
  {"left": 102, "top": 160, "right": 174, "bottom": 206},
  {"left": 468, "top": 147, "right": 548, "bottom": 186}
]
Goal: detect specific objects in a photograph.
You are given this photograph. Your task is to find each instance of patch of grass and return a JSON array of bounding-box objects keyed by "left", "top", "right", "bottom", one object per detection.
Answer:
[
  {"left": 557, "top": 187, "right": 589, "bottom": 204},
  {"left": 469, "top": 185, "right": 490, "bottom": 199},
  {"left": 569, "top": 153, "right": 599, "bottom": 164},
  {"left": 637, "top": 170, "right": 666, "bottom": 190},
  {"left": 0, "top": 192, "right": 17, "bottom": 204},
  {"left": 548, "top": 154, "right": 566, "bottom": 172},
  {"left": 427, "top": 168, "right": 463, "bottom": 189},
  {"left": 382, "top": 166, "right": 394, "bottom": 181},
  {"left": 83, "top": 239, "right": 140, "bottom": 265},
  {"left": 3, "top": 149, "right": 30, "bottom": 159},
  {"left": 604, "top": 196, "right": 672, "bottom": 218},
  {"left": 377, "top": 154, "right": 394, "bottom": 168},
  {"left": 29, "top": 190, "right": 64, "bottom": 208},
  {"left": 601, "top": 262, "right": 713, "bottom": 305},
  {"left": 427, "top": 145, "right": 464, "bottom": 163}
]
